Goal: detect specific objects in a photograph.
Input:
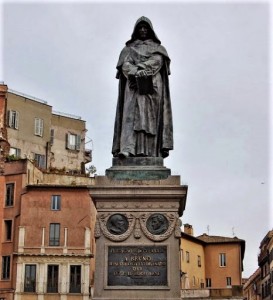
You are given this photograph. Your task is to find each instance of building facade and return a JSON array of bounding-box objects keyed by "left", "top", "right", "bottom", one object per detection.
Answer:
[
  {"left": 243, "top": 268, "right": 261, "bottom": 300},
  {"left": 258, "top": 231, "right": 273, "bottom": 300},
  {"left": 1, "top": 83, "right": 91, "bottom": 173},
  {"left": 0, "top": 84, "right": 96, "bottom": 300},
  {"left": 0, "top": 84, "right": 10, "bottom": 174},
  {"left": 181, "top": 224, "right": 245, "bottom": 292},
  {"left": 0, "top": 159, "right": 96, "bottom": 300},
  {"left": 269, "top": 237, "right": 273, "bottom": 300},
  {"left": 199, "top": 234, "right": 245, "bottom": 289},
  {"left": 180, "top": 224, "right": 206, "bottom": 289},
  {"left": 243, "top": 230, "right": 273, "bottom": 300}
]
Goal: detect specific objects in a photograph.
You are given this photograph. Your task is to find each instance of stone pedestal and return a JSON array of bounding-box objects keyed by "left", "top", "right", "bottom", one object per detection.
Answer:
[
  {"left": 106, "top": 157, "right": 171, "bottom": 180},
  {"left": 89, "top": 172, "right": 187, "bottom": 300}
]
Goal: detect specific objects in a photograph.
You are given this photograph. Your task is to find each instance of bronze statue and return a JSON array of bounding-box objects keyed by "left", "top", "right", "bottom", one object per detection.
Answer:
[{"left": 112, "top": 16, "right": 173, "bottom": 159}]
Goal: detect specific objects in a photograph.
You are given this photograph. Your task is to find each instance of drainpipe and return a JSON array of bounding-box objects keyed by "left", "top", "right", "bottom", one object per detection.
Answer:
[{"left": 46, "top": 142, "right": 49, "bottom": 170}]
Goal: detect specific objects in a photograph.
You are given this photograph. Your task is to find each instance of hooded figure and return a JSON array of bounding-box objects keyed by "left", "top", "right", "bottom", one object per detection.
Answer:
[{"left": 112, "top": 16, "right": 173, "bottom": 158}]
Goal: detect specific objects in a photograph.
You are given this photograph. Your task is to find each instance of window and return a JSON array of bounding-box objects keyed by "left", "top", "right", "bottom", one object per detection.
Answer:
[
  {"left": 47, "top": 265, "right": 59, "bottom": 293},
  {"left": 34, "top": 118, "right": 44, "bottom": 136},
  {"left": 34, "top": 153, "right": 46, "bottom": 169},
  {"left": 226, "top": 277, "right": 232, "bottom": 287},
  {"left": 4, "top": 220, "right": 12, "bottom": 241},
  {"left": 5, "top": 183, "right": 14, "bottom": 206},
  {"left": 193, "top": 276, "right": 196, "bottom": 286},
  {"left": 219, "top": 253, "right": 226, "bottom": 267},
  {"left": 9, "top": 147, "right": 21, "bottom": 158},
  {"left": 186, "top": 251, "right": 190, "bottom": 263},
  {"left": 197, "top": 255, "right": 201, "bottom": 267},
  {"left": 267, "top": 280, "right": 270, "bottom": 296},
  {"left": 49, "top": 223, "right": 60, "bottom": 246},
  {"left": 24, "top": 265, "right": 36, "bottom": 292},
  {"left": 206, "top": 278, "right": 211, "bottom": 288},
  {"left": 50, "top": 129, "right": 54, "bottom": 145},
  {"left": 1, "top": 256, "right": 10, "bottom": 279},
  {"left": 7, "top": 110, "right": 19, "bottom": 129},
  {"left": 51, "top": 195, "right": 61, "bottom": 210},
  {"left": 181, "top": 249, "right": 184, "bottom": 261},
  {"left": 66, "top": 133, "right": 81, "bottom": 150},
  {"left": 69, "top": 265, "right": 81, "bottom": 293}
]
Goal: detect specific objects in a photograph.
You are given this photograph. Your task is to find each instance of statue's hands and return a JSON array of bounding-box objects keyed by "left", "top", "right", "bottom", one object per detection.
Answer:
[{"left": 136, "top": 70, "right": 148, "bottom": 77}]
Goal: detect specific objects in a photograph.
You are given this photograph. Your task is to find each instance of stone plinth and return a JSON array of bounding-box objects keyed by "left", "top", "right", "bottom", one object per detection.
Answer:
[
  {"left": 106, "top": 157, "right": 171, "bottom": 180},
  {"left": 89, "top": 175, "right": 187, "bottom": 300}
]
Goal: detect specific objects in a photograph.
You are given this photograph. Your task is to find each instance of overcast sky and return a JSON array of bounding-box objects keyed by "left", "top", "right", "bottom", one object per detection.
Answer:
[{"left": 0, "top": 0, "right": 272, "bottom": 278}]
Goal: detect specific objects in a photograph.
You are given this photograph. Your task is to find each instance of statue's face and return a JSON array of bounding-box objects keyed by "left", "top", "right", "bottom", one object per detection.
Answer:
[
  {"left": 137, "top": 22, "right": 149, "bottom": 40},
  {"left": 151, "top": 216, "right": 161, "bottom": 230},
  {"left": 115, "top": 216, "right": 125, "bottom": 229}
]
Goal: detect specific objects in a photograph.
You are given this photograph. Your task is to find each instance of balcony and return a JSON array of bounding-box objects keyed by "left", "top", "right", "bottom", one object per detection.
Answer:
[
  {"left": 84, "top": 149, "right": 92, "bottom": 163},
  {"left": 258, "top": 249, "right": 268, "bottom": 265}
]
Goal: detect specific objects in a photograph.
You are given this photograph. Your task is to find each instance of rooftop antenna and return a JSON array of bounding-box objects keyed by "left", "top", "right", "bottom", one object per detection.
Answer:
[
  {"left": 232, "top": 227, "right": 235, "bottom": 237},
  {"left": 207, "top": 225, "right": 210, "bottom": 235}
]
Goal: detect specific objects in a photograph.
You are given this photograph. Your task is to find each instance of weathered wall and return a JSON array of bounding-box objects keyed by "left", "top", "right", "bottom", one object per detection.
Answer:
[{"left": 204, "top": 243, "right": 242, "bottom": 288}]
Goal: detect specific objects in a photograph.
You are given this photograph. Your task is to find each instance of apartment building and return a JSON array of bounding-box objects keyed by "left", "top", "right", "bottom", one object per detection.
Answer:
[
  {"left": 180, "top": 224, "right": 206, "bottom": 289},
  {"left": 0, "top": 85, "right": 9, "bottom": 174},
  {"left": 199, "top": 233, "right": 245, "bottom": 289},
  {"left": 181, "top": 224, "right": 245, "bottom": 291},
  {"left": 0, "top": 84, "right": 96, "bottom": 300},
  {"left": 243, "top": 268, "right": 261, "bottom": 300},
  {"left": 0, "top": 159, "right": 96, "bottom": 300},
  {"left": 243, "top": 230, "right": 273, "bottom": 300},
  {"left": 258, "top": 230, "right": 273, "bottom": 300},
  {"left": 269, "top": 237, "right": 273, "bottom": 300},
  {"left": 1, "top": 83, "right": 91, "bottom": 173}
]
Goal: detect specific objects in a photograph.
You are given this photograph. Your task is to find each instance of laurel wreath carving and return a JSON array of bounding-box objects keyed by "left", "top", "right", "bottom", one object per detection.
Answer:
[
  {"left": 174, "top": 218, "right": 182, "bottom": 238},
  {"left": 98, "top": 213, "right": 135, "bottom": 242},
  {"left": 94, "top": 219, "right": 102, "bottom": 238}
]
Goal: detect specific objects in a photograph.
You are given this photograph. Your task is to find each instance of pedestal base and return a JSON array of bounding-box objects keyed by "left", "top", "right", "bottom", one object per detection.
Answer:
[
  {"left": 89, "top": 176, "right": 187, "bottom": 300},
  {"left": 106, "top": 157, "right": 171, "bottom": 180}
]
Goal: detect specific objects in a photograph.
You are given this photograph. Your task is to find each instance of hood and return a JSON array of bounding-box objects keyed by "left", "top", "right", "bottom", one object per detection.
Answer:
[{"left": 126, "top": 16, "right": 161, "bottom": 45}]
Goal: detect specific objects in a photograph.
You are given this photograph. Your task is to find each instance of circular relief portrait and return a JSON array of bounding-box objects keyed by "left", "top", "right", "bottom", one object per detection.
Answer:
[
  {"left": 147, "top": 213, "right": 169, "bottom": 235},
  {"left": 106, "top": 214, "right": 129, "bottom": 235}
]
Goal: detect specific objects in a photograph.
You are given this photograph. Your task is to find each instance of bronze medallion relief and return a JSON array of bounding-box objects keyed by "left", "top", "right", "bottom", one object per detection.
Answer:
[
  {"left": 106, "top": 213, "right": 129, "bottom": 235},
  {"left": 146, "top": 213, "right": 169, "bottom": 235}
]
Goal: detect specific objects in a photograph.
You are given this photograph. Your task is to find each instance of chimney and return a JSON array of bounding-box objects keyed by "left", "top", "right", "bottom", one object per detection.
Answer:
[{"left": 184, "top": 224, "right": 194, "bottom": 236}]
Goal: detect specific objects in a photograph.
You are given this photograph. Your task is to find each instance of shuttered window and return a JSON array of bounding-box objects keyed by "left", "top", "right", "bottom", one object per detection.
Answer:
[
  {"left": 49, "top": 223, "right": 60, "bottom": 246},
  {"left": 66, "top": 133, "right": 81, "bottom": 150},
  {"left": 34, "top": 118, "right": 44, "bottom": 136},
  {"left": 8, "top": 110, "right": 19, "bottom": 129}
]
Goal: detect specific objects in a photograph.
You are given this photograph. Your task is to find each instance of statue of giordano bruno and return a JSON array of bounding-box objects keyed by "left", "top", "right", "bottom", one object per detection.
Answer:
[{"left": 112, "top": 16, "right": 173, "bottom": 159}]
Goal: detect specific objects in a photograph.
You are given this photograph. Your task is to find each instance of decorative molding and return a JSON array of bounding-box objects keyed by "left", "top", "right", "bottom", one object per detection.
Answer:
[
  {"left": 134, "top": 218, "right": 141, "bottom": 239},
  {"left": 17, "top": 255, "right": 90, "bottom": 264},
  {"left": 96, "top": 211, "right": 180, "bottom": 242},
  {"left": 95, "top": 201, "right": 179, "bottom": 210},
  {"left": 94, "top": 219, "right": 101, "bottom": 238},
  {"left": 174, "top": 218, "right": 182, "bottom": 238}
]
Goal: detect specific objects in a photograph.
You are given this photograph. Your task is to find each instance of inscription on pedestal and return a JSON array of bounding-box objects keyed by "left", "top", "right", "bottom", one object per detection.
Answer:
[{"left": 107, "top": 245, "right": 168, "bottom": 287}]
